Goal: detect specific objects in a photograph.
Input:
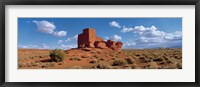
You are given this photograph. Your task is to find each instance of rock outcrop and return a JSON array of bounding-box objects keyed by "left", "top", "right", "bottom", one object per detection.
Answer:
[{"left": 78, "top": 28, "right": 123, "bottom": 51}]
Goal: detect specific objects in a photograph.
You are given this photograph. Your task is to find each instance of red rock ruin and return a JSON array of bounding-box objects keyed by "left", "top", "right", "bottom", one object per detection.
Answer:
[{"left": 78, "top": 28, "right": 123, "bottom": 51}]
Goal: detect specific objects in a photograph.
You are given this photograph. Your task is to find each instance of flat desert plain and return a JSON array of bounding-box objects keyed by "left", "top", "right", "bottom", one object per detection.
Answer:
[{"left": 18, "top": 48, "right": 182, "bottom": 69}]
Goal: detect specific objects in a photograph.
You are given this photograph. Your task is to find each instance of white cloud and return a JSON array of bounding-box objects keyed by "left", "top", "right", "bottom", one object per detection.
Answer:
[
  {"left": 59, "top": 44, "right": 77, "bottom": 50},
  {"left": 42, "top": 43, "right": 49, "bottom": 49},
  {"left": 104, "top": 35, "right": 122, "bottom": 41},
  {"left": 112, "top": 35, "right": 122, "bottom": 41},
  {"left": 164, "top": 31, "right": 182, "bottom": 40},
  {"left": 18, "top": 44, "right": 52, "bottom": 49},
  {"left": 65, "top": 35, "right": 78, "bottom": 42},
  {"left": 57, "top": 40, "right": 63, "bottom": 44},
  {"left": 33, "top": 20, "right": 56, "bottom": 34},
  {"left": 109, "top": 21, "right": 121, "bottom": 28},
  {"left": 106, "top": 35, "right": 122, "bottom": 41},
  {"left": 119, "top": 24, "right": 182, "bottom": 49},
  {"left": 21, "top": 46, "right": 28, "bottom": 48},
  {"left": 33, "top": 20, "right": 67, "bottom": 37},
  {"left": 121, "top": 27, "right": 134, "bottom": 33},
  {"left": 136, "top": 36, "right": 165, "bottom": 43},
  {"left": 54, "top": 31, "right": 67, "bottom": 37},
  {"left": 121, "top": 25, "right": 182, "bottom": 43},
  {"left": 18, "top": 44, "right": 39, "bottom": 49},
  {"left": 124, "top": 41, "right": 136, "bottom": 46},
  {"left": 104, "top": 37, "right": 109, "bottom": 41}
]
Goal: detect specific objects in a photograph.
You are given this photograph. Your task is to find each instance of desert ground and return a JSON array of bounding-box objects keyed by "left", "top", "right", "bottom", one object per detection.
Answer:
[{"left": 18, "top": 48, "right": 182, "bottom": 69}]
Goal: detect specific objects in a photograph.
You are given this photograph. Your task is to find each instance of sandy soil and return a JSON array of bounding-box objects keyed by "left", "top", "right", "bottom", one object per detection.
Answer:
[{"left": 18, "top": 48, "right": 182, "bottom": 69}]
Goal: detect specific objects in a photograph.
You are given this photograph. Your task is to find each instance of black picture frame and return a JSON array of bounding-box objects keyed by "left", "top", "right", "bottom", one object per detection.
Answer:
[{"left": 0, "top": 0, "right": 199, "bottom": 87}]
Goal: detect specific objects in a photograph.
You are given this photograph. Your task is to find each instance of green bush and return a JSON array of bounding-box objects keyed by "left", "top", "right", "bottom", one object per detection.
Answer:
[{"left": 49, "top": 49, "right": 65, "bottom": 62}]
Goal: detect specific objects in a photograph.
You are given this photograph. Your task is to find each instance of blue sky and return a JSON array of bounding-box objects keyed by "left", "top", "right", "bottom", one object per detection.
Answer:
[{"left": 18, "top": 18, "right": 182, "bottom": 49}]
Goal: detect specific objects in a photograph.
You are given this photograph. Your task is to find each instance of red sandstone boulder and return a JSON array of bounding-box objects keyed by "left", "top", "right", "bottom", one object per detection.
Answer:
[
  {"left": 116, "top": 41, "right": 123, "bottom": 50},
  {"left": 106, "top": 40, "right": 123, "bottom": 51},
  {"left": 94, "top": 41, "right": 107, "bottom": 49}
]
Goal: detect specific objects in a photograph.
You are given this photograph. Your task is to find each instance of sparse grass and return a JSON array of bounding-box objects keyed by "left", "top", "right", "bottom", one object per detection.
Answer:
[
  {"left": 89, "top": 59, "right": 98, "bottom": 63},
  {"left": 18, "top": 48, "right": 181, "bottom": 69},
  {"left": 122, "top": 48, "right": 182, "bottom": 69},
  {"left": 112, "top": 59, "right": 127, "bottom": 66},
  {"left": 146, "top": 62, "right": 158, "bottom": 69},
  {"left": 125, "top": 58, "right": 134, "bottom": 64},
  {"left": 95, "top": 62, "right": 113, "bottom": 69}
]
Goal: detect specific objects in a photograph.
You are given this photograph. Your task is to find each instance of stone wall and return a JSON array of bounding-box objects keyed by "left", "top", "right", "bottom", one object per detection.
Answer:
[{"left": 78, "top": 28, "right": 123, "bottom": 51}]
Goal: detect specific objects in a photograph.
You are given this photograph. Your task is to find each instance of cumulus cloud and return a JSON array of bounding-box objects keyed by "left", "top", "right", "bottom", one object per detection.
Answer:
[
  {"left": 59, "top": 44, "right": 77, "bottom": 50},
  {"left": 18, "top": 44, "right": 41, "bottom": 49},
  {"left": 112, "top": 35, "right": 122, "bottom": 41},
  {"left": 53, "top": 31, "right": 67, "bottom": 37},
  {"left": 105, "top": 35, "right": 122, "bottom": 41},
  {"left": 33, "top": 20, "right": 67, "bottom": 37},
  {"left": 119, "top": 25, "right": 182, "bottom": 49},
  {"left": 121, "top": 25, "right": 182, "bottom": 43},
  {"left": 57, "top": 40, "right": 63, "bottom": 44},
  {"left": 124, "top": 41, "right": 136, "bottom": 46},
  {"left": 33, "top": 20, "right": 56, "bottom": 34},
  {"left": 42, "top": 43, "right": 50, "bottom": 49},
  {"left": 109, "top": 21, "right": 121, "bottom": 28},
  {"left": 21, "top": 46, "right": 28, "bottom": 48},
  {"left": 104, "top": 37, "right": 109, "bottom": 41},
  {"left": 65, "top": 35, "right": 78, "bottom": 42},
  {"left": 164, "top": 31, "right": 182, "bottom": 41}
]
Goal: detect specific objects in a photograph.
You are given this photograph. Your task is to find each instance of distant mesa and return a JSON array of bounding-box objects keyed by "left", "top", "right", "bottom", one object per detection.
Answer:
[{"left": 78, "top": 28, "right": 123, "bottom": 51}]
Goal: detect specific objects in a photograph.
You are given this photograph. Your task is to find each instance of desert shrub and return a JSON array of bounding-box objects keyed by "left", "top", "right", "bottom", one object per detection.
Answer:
[
  {"left": 99, "top": 58, "right": 105, "bottom": 61},
  {"left": 175, "top": 62, "right": 182, "bottom": 69},
  {"left": 96, "top": 62, "right": 112, "bottom": 69},
  {"left": 18, "top": 64, "right": 23, "bottom": 68},
  {"left": 123, "top": 65, "right": 132, "bottom": 69},
  {"left": 131, "top": 64, "right": 138, "bottom": 69},
  {"left": 159, "top": 61, "right": 165, "bottom": 65},
  {"left": 125, "top": 58, "right": 134, "bottom": 64},
  {"left": 167, "top": 58, "right": 177, "bottom": 64},
  {"left": 135, "top": 54, "right": 140, "bottom": 57},
  {"left": 32, "top": 62, "right": 40, "bottom": 66},
  {"left": 153, "top": 58, "right": 163, "bottom": 62},
  {"left": 139, "top": 58, "right": 151, "bottom": 63},
  {"left": 49, "top": 49, "right": 65, "bottom": 62},
  {"left": 26, "top": 62, "right": 33, "bottom": 67},
  {"left": 168, "top": 64, "right": 178, "bottom": 69},
  {"left": 146, "top": 62, "right": 158, "bottom": 69},
  {"left": 89, "top": 59, "right": 98, "bottom": 63},
  {"left": 81, "top": 55, "right": 90, "bottom": 58},
  {"left": 112, "top": 59, "right": 127, "bottom": 66},
  {"left": 49, "top": 62, "right": 56, "bottom": 67},
  {"left": 93, "top": 55, "right": 98, "bottom": 58},
  {"left": 58, "top": 62, "right": 63, "bottom": 65}
]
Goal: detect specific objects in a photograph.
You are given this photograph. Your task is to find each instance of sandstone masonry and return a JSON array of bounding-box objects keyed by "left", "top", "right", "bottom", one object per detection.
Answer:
[{"left": 78, "top": 28, "right": 123, "bottom": 51}]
